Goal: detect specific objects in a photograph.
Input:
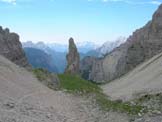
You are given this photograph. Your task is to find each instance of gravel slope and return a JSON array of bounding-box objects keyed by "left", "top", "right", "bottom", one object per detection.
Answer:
[
  {"left": 102, "top": 52, "right": 162, "bottom": 101},
  {"left": 0, "top": 55, "right": 129, "bottom": 122}
]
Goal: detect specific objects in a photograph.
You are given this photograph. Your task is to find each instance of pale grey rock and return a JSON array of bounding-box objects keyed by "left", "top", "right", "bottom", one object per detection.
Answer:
[
  {"left": 89, "top": 4, "right": 162, "bottom": 83},
  {"left": 0, "top": 26, "right": 29, "bottom": 67},
  {"left": 89, "top": 59, "right": 104, "bottom": 83},
  {"left": 80, "top": 56, "right": 96, "bottom": 80}
]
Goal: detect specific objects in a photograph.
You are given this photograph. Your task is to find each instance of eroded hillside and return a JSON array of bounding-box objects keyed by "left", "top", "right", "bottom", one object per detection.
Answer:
[
  {"left": 0, "top": 55, "right": 130, "bottom": 122},
  {"left": 102, "top": 52, "right": 162, "bottom": 101}
]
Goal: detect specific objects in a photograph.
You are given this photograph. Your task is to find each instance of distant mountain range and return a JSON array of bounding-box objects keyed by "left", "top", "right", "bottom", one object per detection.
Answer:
[
  {"left": 96, "top": 37, "right": 126, "bottom": 56},
  {"left": 23, "top": 41, "right": 66, "bottom": 73},
  {"left": 23, "top": 41, "right": 98, "bottom": 53},
  {"left": 86, "top": 37, "right": 126, "bottom": 57},
  {"left": 23, "top": 41, "right": 99, "bottom": 73},
  {"left": 22, "top": 38, "right": 125, "bottom": 73},
  {"left": 24, "top": 48, "right": 58, "bottom": 73}
]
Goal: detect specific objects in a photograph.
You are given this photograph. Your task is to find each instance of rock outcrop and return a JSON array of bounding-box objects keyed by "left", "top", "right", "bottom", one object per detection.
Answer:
[
  {"left": 65, "top": 38, "right": 80, "bottom": 75},
  {"left": 102, "top": 52, "right": 162, "bottom": 101},
  {"left": 89, "top": 4, "right": 162, "bottom": 83},
  {"left": 80, "top": 56, "right": 96, "bottom": 80},
  {"left": 0, "top": 26, "right": 28, "bottom": 67}
]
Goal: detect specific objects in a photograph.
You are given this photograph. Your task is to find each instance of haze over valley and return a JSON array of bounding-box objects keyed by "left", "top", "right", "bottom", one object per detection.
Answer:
[{"left": 1, "top": 0, "right": 162, "bottom": 122}]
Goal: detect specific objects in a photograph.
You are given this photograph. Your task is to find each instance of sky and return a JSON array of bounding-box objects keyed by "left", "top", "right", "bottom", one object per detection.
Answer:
[{"left": 0, "top": 0, "right": 162, "bottom": 45}]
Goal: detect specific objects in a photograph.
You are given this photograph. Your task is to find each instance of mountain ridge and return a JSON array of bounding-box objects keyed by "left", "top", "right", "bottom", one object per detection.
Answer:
[
  {"left": 89, "top": 4, "right": 162, "bottom": 83},
  {"left": 24, "top": 47, "right": 58, "bottom": 73}
]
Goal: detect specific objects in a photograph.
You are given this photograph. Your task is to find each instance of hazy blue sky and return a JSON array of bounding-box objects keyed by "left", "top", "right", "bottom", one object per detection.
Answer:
[{"left": 0, "top": 0, "right": 161, "bottom": 44}]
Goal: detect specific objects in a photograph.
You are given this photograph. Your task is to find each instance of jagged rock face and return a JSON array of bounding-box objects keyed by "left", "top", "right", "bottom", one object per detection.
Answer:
[
  {"left": 125, "top": 4, "right": 162, "bottom": 70},
  {"left": 89, "top": 4, "right": 162, "bottom": 83},
  {"left": 0, "top": 26, "right": 28, "bottom": 67},
  {"left": 89, "top": 43, "right": 129, "bottom": 82},
  {"left": 80, "top": 56, "right": 96, "bottom": 80},
  {"left": 65, "top": 38, "right": 80, "bottom": 75}
]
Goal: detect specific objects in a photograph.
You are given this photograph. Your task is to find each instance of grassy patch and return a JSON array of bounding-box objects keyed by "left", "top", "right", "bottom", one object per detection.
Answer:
[
  {"left": 58, "top": 74, "right": 101, "bottom": 94},
  {"left": 58, "top": 74, "right": 146, "bottom": 115},
  {"left": 33, "top": 68, "right": 59, "bottom": 90},
  {"left": 96, "top": 93, "right": 146, "bottom": 115},
  {"left": 33, "top": 68, "right": 50, "bottom": 81}
]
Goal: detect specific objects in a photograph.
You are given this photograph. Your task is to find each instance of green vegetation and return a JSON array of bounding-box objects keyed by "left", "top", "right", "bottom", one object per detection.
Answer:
[
  {"left": 32, "top": 68, "right": 59, "bottom": 90},
  {"left": 33, "top": 68, "right": 50, "bottom": 81},
  {"left": 95, "top": 93, "right": 146, "bottom": 115},
  {"left": 58, "top": 74, "right": 101, "bottom": 94},
  {"left": 33, "top": 71, "right": 147, "bottom": 115},
  {"left": 58, "top": 74, "right": 146, "bottom": 115}
]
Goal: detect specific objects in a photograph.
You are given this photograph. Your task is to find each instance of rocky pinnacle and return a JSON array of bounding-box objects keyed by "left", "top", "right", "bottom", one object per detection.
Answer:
[{"left": 65, "top": 38, "right": 80, "bottom": 75}]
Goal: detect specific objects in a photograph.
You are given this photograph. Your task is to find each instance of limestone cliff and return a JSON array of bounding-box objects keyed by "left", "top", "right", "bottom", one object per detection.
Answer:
[
  {"left": 0, "top": 26, "right": 28, "bottom": 67},
  {"left": 89, "top": 4, "right": 162, "bottom": 83},
  {"left": 65, "top": 38, "right": 80, "bottom": 75},
  {"left": 80, "top": 56, "right": 96, "bottom": 80}
]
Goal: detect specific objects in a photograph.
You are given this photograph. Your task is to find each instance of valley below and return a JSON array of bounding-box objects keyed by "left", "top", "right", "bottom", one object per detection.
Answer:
[{"left": 1, "top": 2, "right": 162, "bottom": 122}]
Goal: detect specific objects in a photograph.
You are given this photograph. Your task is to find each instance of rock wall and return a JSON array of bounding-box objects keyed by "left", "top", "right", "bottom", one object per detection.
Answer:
[
  {"left": 0, "top": 26, "right": 29, "bottom": 67},
  {"left": 65, "top": 38, "right": 80, "bottom": 75},
  {"left": 89, "top": 4, "right": 162, "bottom": 83},
  {"left": 80, "top": 56, "right": 96, "bottom": 80}
]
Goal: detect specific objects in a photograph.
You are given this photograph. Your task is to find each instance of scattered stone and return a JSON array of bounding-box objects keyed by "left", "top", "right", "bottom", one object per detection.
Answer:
[
  {"left": 151, "top": 110, "right": 161, "bottom": 115},
  {"left": 138, "top": 113, "right": 142, "bottom": 117},
  {"left": 3, "top": 102, "right": 15, "bottom": 109}
]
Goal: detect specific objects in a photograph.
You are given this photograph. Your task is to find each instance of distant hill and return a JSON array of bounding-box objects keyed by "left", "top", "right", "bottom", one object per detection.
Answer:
[{"left": 24, "top": 47, "right": 58, "bottom": 73}]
